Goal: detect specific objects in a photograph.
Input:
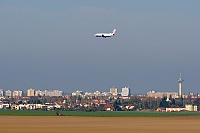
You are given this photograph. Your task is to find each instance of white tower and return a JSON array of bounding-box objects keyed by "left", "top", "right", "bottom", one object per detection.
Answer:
[{"left": 178, "top": 73, "right": 184, "bottom": 97}]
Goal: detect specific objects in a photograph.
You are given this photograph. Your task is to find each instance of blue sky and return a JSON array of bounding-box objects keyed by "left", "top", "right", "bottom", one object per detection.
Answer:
[{"left": 0, "top": 0, "right": 200, "bottom": 94}]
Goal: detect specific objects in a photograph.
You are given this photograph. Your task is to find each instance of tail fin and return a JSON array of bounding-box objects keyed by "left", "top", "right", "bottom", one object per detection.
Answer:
[{"left": 112, "top": 29, "right": 116, "bottom": 35}]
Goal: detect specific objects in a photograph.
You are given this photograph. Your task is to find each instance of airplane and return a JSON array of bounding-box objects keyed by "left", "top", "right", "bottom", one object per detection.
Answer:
[{"left": 94, "top": 29, "right": 116, "bottom": 38}]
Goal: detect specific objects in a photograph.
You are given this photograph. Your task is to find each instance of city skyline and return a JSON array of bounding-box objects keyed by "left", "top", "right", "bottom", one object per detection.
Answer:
[
  {"left": 0, "top": 72, "right": 198, "bottom": 95},
  {"left": 0, "top": 80, "right": 199, "bottom": 96},
  {"left": 1, "top": 1, "right": 200, "bottom": 94}
]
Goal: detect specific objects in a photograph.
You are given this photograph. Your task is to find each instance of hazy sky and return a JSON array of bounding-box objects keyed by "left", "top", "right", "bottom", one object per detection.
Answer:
[{"left": 0, "top": 0, "right": 200, "bottom": 94}]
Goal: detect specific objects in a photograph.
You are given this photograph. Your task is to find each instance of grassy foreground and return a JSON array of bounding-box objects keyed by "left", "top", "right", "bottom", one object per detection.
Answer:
[{"left": 0, "top": 110, "right": 200, "bottom": 117}]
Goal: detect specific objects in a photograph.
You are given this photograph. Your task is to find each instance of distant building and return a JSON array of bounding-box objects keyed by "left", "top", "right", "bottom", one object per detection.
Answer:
[
  {"left": 13, "top": 90, "right": 23, "bottom": 97},
  {"left": 185, "top": 104, "right": 198, "bottom": 112},
  {"left": 147, "top": 90, "right": 178, "bottom": 99},
  {"left": 72, "top": 90, "right": 83, "bottom": 96},
  {"left": 101, "top": 92, "right": 110, "bottom": 97},
  {"left": 94, "top": 91, "right": 102, "bottom": 96},
  {"left": 0, "top": 89, "right": 3, "bottom": 97},
  {"left": 121, "top": 87, "right": 131, "bottom": 98},
  {"left": 35, "top": 90, "right": 63, "bottom": 97},
  {"left": 110, "top": 87, "right": 118, "bottom": 96},
  {"left": 166, "top": 104, "right": 198, "bottom": 112},
  {"left": 45, "top": 90, "right": 63, "bottom": 96},
  {"left": 166, "top": 107, "right": 186, "bottom": 112},
  {"left": 5, "top": 90, "right": 12, "bottom": 98},
  {"left": 35, "top": 90, "right": 42, "bottom": 96},
  {"left": 27, "top": 88, "right": 35, "bottom": 96},
  {"left": 84, "top": 92, "right": 93, "bottom": 96}
]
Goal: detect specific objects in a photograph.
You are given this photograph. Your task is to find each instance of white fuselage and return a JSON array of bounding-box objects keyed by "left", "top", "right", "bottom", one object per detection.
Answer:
[
  {"left": 94, "top": 29, "right": 116, "bottom": 38},
  {"left": 94, "top": 33, "right": 114, "bottom": 38}
]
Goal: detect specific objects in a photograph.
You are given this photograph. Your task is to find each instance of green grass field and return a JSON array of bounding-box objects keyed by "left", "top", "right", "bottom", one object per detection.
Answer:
[
  {"left": 0, "top": 110, "right": 200, "bottom": 117},
  {"left": 0, "top": 110, "right": 56, "bottom": 116},
  {"left": 61, "top": 111, "right": 200, "bottom": 117}
]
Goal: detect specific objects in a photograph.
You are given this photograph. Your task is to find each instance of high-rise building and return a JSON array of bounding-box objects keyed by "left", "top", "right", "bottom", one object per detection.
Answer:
[
  {"left": 35, "top": 90, "right": 42, "bottom": 96},
  {"left": 110, "top": 87, "right": 118, "bottom": 95},
  {"left": 121, "top": 87, "right": 131, "bottom": 97},
  {"left": 13, "top": 90, "right": 23, "bottom": 97},
  {"left": 27, "top": 88, "right": 35, "bottom": 96},
  {"left": 45, "top": 90, "right": 63, "bottom": 96},
  {"left": 5, "top": 90, "right": 12, "bottom": 98},
  {"left": 147, "top": 90, "right": 178, "bottom": 98},
  {"left": 35, "top": 90, "right": 63, "bottom": 97},
  {"left": 0, "top": 89, "right": 3, "bottom": 97}
]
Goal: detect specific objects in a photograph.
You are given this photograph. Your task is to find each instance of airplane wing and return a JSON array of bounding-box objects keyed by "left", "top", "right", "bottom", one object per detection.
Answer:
[{"left": 102, "top": 34, "right": 106, "bottom": 38}]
